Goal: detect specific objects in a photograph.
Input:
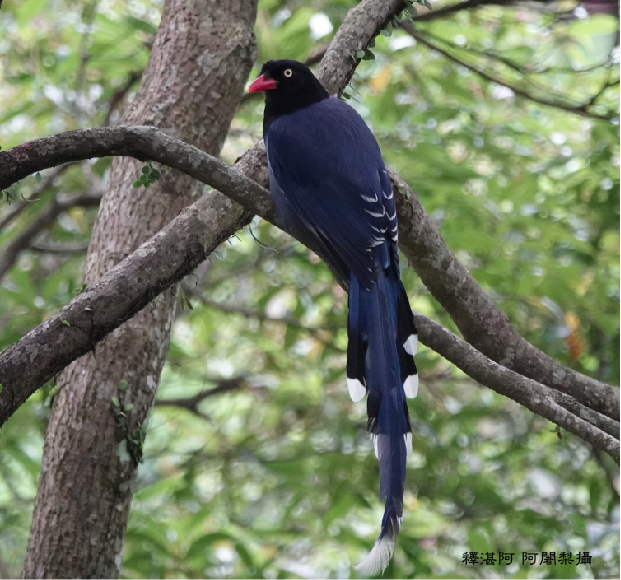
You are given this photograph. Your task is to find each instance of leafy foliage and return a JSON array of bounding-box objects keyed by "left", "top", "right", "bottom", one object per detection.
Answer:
[{"left": 0, "top": 0, "right": 618, "bottom": 578}]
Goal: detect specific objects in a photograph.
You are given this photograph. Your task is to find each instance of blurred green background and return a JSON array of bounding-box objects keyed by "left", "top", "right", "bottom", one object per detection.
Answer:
[{"left": 0, "top": 0, "right": 619, "bottom": 577}]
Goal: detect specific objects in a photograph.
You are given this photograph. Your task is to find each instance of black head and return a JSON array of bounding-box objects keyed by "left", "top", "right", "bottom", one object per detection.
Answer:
[{"left": 248, "top": 59, "right": 329, "bottom": 129}]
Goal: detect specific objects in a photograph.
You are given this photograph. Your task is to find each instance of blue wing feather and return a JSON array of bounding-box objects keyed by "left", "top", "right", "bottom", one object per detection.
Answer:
[{"left": 266, "top": 97, "right": 392, "bottom": 287}]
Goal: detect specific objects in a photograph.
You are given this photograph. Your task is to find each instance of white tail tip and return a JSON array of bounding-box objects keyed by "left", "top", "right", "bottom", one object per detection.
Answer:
[
  {"left": 403, "top": 374, "right": 418, "bottom": 398},
  {"left": 403, "top": 334, "right": 418, "bottom": 356},
  {"left": 347, "top": 378, "right": 366, "bottom": 402},
  {"left": 372, "top": 434, "right": 379, "bottom": 459},
  {"left": 354, "top": 534, "right": 395, "bottom": 576},
  {"left": 404, "top": 432, "right": 413, "bottom": 457}
]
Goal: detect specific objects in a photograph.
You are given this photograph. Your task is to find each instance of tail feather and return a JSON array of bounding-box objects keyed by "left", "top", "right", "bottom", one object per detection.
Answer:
[
  {"left": 347, "top": 276, "right": 368, "bottom": 402},
  {"left": 347, "top": 245, "right": 416, "bottom": 575},
  {"left": 397, "top": 281, "right": 418, "bottom": 399},
  {"left": 354, "top": 529, "right": 395, "bottom": 576}
]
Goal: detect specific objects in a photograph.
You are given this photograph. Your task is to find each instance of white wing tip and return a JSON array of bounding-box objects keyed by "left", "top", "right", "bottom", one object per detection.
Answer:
[
  {"left": 403, "top": 374, "right": 419, "bottom": 399},
  {"left": 354, "top": 535, "right": 395, "bottom": 576},
  {"left": 347, "top": 378, "right": 366, "bottom": 402},
  {"left": 403, "top": 334, "right": 418, "bottom": 356}
]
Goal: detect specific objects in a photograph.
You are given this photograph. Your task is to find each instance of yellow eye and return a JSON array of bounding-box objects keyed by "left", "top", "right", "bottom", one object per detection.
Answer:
[{"left": 283, "top": 68, "right": 293, "bottom": 78}]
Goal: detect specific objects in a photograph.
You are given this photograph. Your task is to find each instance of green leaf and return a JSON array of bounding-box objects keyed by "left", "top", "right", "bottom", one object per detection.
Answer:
[
  {"left": 124, "top": 15, "right": 158, "bottom": 35},
  {"left": 16, "top": 0, "right": 50, "bottom": 26}
]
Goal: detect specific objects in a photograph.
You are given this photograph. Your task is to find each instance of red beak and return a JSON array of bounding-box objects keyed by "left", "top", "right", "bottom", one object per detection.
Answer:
[{"left": 248, "top": 74, "right": 277, "bottom": 92}]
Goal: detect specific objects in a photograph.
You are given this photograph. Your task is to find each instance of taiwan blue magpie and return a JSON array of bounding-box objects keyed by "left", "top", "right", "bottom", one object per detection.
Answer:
[{"left": 249, "top": 59, "right": 418, "bottom": 575}]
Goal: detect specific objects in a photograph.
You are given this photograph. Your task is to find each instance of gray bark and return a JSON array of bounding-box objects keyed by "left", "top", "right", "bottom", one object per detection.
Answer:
[{"left": 20, "top": 1, "right": 258, "bottom": 577}]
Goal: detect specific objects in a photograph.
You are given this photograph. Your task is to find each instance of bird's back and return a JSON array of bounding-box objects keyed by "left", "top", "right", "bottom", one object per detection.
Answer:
[{"left": 265, "top": 96, "right": 397, "bottom": 288}]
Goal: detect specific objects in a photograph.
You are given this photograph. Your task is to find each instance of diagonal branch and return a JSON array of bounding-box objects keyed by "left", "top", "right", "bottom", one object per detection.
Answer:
[
  {"left": 390, "top": 171, "right": 619, "bottom": 421},
  {"left": 196, "top": 295, "right": 345, "bottom": 353},
  {"left": 28, "top": 239, "right": 91, "bottom": 254},
  {"left": 413, "top": 310, "right": 619, "bottom": 464},
  {"left": 409, "top": 0, "right": 560, "bottom": 23},
  {"left": 0, "top": 163, "right": 77, "bottom": 232}
]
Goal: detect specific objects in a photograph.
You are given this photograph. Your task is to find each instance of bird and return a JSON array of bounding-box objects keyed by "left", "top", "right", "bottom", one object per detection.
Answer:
[{"left": 248, "top": 59, "right": 419, "bottom": 575}]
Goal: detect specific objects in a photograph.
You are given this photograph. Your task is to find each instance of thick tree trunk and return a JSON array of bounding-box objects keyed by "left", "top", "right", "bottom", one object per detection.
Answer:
[{"left": 22, "top": 1, "right": 257, "bottom": 577}]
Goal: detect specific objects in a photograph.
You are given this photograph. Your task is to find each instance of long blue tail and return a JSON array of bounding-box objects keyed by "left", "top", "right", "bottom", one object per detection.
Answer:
[{"left": 347, "top": 245, "right": 418, "bottom": 575}]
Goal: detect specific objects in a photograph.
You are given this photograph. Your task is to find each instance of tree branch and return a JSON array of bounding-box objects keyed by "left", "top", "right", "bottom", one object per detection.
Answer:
[
  {"left": 410, "top": 0, "right": 560, "bottom": 23},
  {"left": 391, "top": 172, "right": 619, "bottom": 420},
  {"left": 196, "top": 295, "right": 345, "bottom": 353},
  {"left": 0, "top": 163, "right": 76, "bottom": 232},
  {"left": 154, "top": 375, "right": 248, "bottom": 418},
  {"left": 401, "top": 22, "right": 617, "bottom": 122},
  {"left": 0, "top": 0, "right": 410, "bottom": 424},
  {"left": 0, "top": 189, "right": 102, "bottom": 280},
  {"left": 29, "top": 239, "right": 91, "bottom": 254},
  {"left": 100, "top": 70, "right": 143, "bottom": 127},
  {"left": 412, "top": 310, "right": 619, "bottom": 464}
]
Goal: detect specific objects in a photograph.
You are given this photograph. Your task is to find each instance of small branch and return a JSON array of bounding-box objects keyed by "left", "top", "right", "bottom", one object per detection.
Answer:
[
  {"left": 0, "top": 552, "right": 14, "bottom": 580},
  {"left": 29, "top": 239, "right": 91, "bottom": 254},
  {"left": 100, "top": 70, "right": 143, "bottom": 127},
  {"left": 401, "top": 22, "right": 617, "bottom": 122},
  {"left": 0, "top": 163, "right": 76, "bottom": 232},
  {"left": 155, "top": 375, "right": 248, "bottom": 418},
  {"left": 591, "top": 445, "right": 620, "bottom": 500},
  {"left": 410, "top": 1, "right": 567, "bottom": 23},
  {"left": 410, "top": 0, "right": 496, "bottom": 22},
  {"left": 0, "top": 189, "right": 102, "bottom": 281},
  {"left": 413, "top": 311, "right": 620, "bottom": 464},
  {"left": 196, "top": 295, "right": 345, "bottom": 353}
]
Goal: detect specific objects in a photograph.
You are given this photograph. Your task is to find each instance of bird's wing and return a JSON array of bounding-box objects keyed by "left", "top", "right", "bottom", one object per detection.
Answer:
[{"left": 265, "top": 97, "right": 395, "bottom": 288}]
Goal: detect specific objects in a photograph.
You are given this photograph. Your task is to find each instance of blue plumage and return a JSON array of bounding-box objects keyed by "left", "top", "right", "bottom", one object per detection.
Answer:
[{"left": 249, "top": 60, "right": 418, "bottom": 575}]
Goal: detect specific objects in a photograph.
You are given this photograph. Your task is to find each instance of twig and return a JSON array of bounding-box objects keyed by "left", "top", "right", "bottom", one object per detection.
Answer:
[
  {"left": 154, "top": 375, "right": 248, "bottom": 418},
  {"left": 73, "top": 0, "right": 100, "bottom": 124},
  {"left": 100, "top": 70, "right": 143, "bottom": 127},
  {"left": 591, "top": 445, "right": 620, "bottom": 500},
  {"left": 0, "top": 190, "right": 102, "bottom": 280},
  {"left": 0, "top": 163, "right": 76, "bottom": 232},
  {"left": 401, "top": 22, "right": 617, "bottom": 122},
  {"left": 196, "top": 295, "right": 345, "bottom": 353},
  {"left": 29, "top": 239, "right": 90, "bottom": 254}
]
